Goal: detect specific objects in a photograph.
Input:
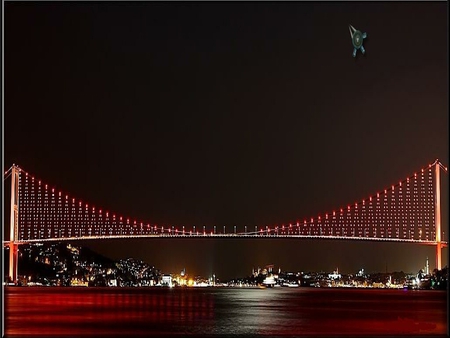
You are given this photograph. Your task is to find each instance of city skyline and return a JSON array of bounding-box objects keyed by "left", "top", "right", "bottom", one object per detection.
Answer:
[
  {"left": 3, "top": 2, "right": 448, "bottom": 281},
  {"left": 6, "top": 241, "right": 441, "bottom": 286}
]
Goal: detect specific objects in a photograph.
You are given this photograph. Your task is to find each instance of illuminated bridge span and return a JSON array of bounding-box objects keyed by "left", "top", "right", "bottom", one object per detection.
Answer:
[{"left": 4, "top": 160, "right": 448, "bottom": 283}]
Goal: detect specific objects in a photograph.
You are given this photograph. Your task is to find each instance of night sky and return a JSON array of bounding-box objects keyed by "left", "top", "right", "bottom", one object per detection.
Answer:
[{"left": 4, "top": 2, "right": 448, "bottom": 280}]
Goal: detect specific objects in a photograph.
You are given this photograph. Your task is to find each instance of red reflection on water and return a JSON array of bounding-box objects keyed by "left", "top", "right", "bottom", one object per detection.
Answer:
[
  {"left": 5, "top": 287, "right": 215, "bottom": 336},
  {"left": 257, "top": 288, "right": 447, "bottom": 336},
  {"left": 4, "top": 287, "right": 447, "bottom": 336}
]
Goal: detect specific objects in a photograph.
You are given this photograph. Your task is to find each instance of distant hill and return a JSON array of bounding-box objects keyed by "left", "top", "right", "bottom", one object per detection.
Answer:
[{"left": 4, "top": 242, "right": 159, "bottom": 286}]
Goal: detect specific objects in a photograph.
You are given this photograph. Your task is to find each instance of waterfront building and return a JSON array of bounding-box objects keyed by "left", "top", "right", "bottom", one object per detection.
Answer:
[{"left": 161, "top": 274, "right": 173, "bottom": 287}]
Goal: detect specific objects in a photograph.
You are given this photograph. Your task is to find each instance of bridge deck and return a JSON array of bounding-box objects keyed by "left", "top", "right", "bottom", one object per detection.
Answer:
[{"left": 3, "top": 234, "right": 447, "bottom": 246}]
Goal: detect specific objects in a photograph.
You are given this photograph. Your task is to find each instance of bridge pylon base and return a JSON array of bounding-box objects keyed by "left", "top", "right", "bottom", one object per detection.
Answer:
[
  {"left": 8, "top": 242, "right": 19, "bottom": 284},
  {"left": 436, "top": 242, "right": 442, "bottom": 271}
]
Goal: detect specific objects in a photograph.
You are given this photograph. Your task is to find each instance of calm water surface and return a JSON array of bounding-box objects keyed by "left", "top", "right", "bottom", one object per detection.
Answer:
[{"left": 4, "top": 287, "right": 448, "bottom": 337}]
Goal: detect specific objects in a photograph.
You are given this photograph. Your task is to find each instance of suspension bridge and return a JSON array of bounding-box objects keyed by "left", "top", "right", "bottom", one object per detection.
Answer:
[{"left": 3, "top": 159, "right": 448, "bottom": 284}]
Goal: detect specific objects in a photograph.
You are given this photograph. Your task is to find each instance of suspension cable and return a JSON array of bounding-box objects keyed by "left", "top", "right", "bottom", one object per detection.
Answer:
[
  {"left": 4, "top": 166, "right": 13, "bottom": 180},
  {"left": 438, "top": 162, "right": 448, "bottom": 173}
]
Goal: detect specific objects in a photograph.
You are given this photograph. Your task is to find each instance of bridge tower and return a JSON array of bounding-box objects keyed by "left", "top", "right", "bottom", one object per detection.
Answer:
[
  {"left": 434, "top": 160, "right": 443, "bottom": 270},
  {"left": 8, "top": 164, "right": 20, "bottom": 284}
]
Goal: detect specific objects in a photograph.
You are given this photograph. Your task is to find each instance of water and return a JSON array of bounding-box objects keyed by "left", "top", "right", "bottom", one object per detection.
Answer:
[{"left": 4, "top": 287, "right": 448, "bottom": 337}]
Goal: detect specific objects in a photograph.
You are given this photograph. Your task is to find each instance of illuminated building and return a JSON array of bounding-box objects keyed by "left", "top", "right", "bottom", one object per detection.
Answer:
[
  {"left": 173, "top": 270, "right": 188, "bottom": 286},
  {"left": 161, "top": 274, "right": 172, "bottom": 287},
  {"left": 328, "top": 268, "right": 341, "bottom": 280},
  {"left": 70, "top": 278, "right": 88, "bottom": 287}
]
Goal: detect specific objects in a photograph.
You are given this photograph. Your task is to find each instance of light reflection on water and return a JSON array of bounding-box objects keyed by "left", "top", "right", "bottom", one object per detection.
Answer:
[
  {"left": 5, "top": 287, "right": 447, "bottom": 336},
  {"left": 213, "top": 288, "right": 296, "bottom": 335}
]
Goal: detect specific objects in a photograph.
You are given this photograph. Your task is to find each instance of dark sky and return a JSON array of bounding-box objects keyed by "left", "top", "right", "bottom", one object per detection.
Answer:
[{"left": 4, "top": 2, "right": 448, "bottom": 280}]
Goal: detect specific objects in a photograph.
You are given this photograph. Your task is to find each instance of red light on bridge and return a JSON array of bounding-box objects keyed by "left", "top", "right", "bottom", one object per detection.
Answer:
[
  {"left": 120, "top": 216, "right": 122, "bottom": 221},
  {"left": 39, "top": 181, "right": 41, "bottom": 185}
]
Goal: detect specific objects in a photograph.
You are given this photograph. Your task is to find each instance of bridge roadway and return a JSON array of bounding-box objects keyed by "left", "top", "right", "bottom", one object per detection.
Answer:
[{"left": 3, "top": 233, "right": 448, "bottom": 246}]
